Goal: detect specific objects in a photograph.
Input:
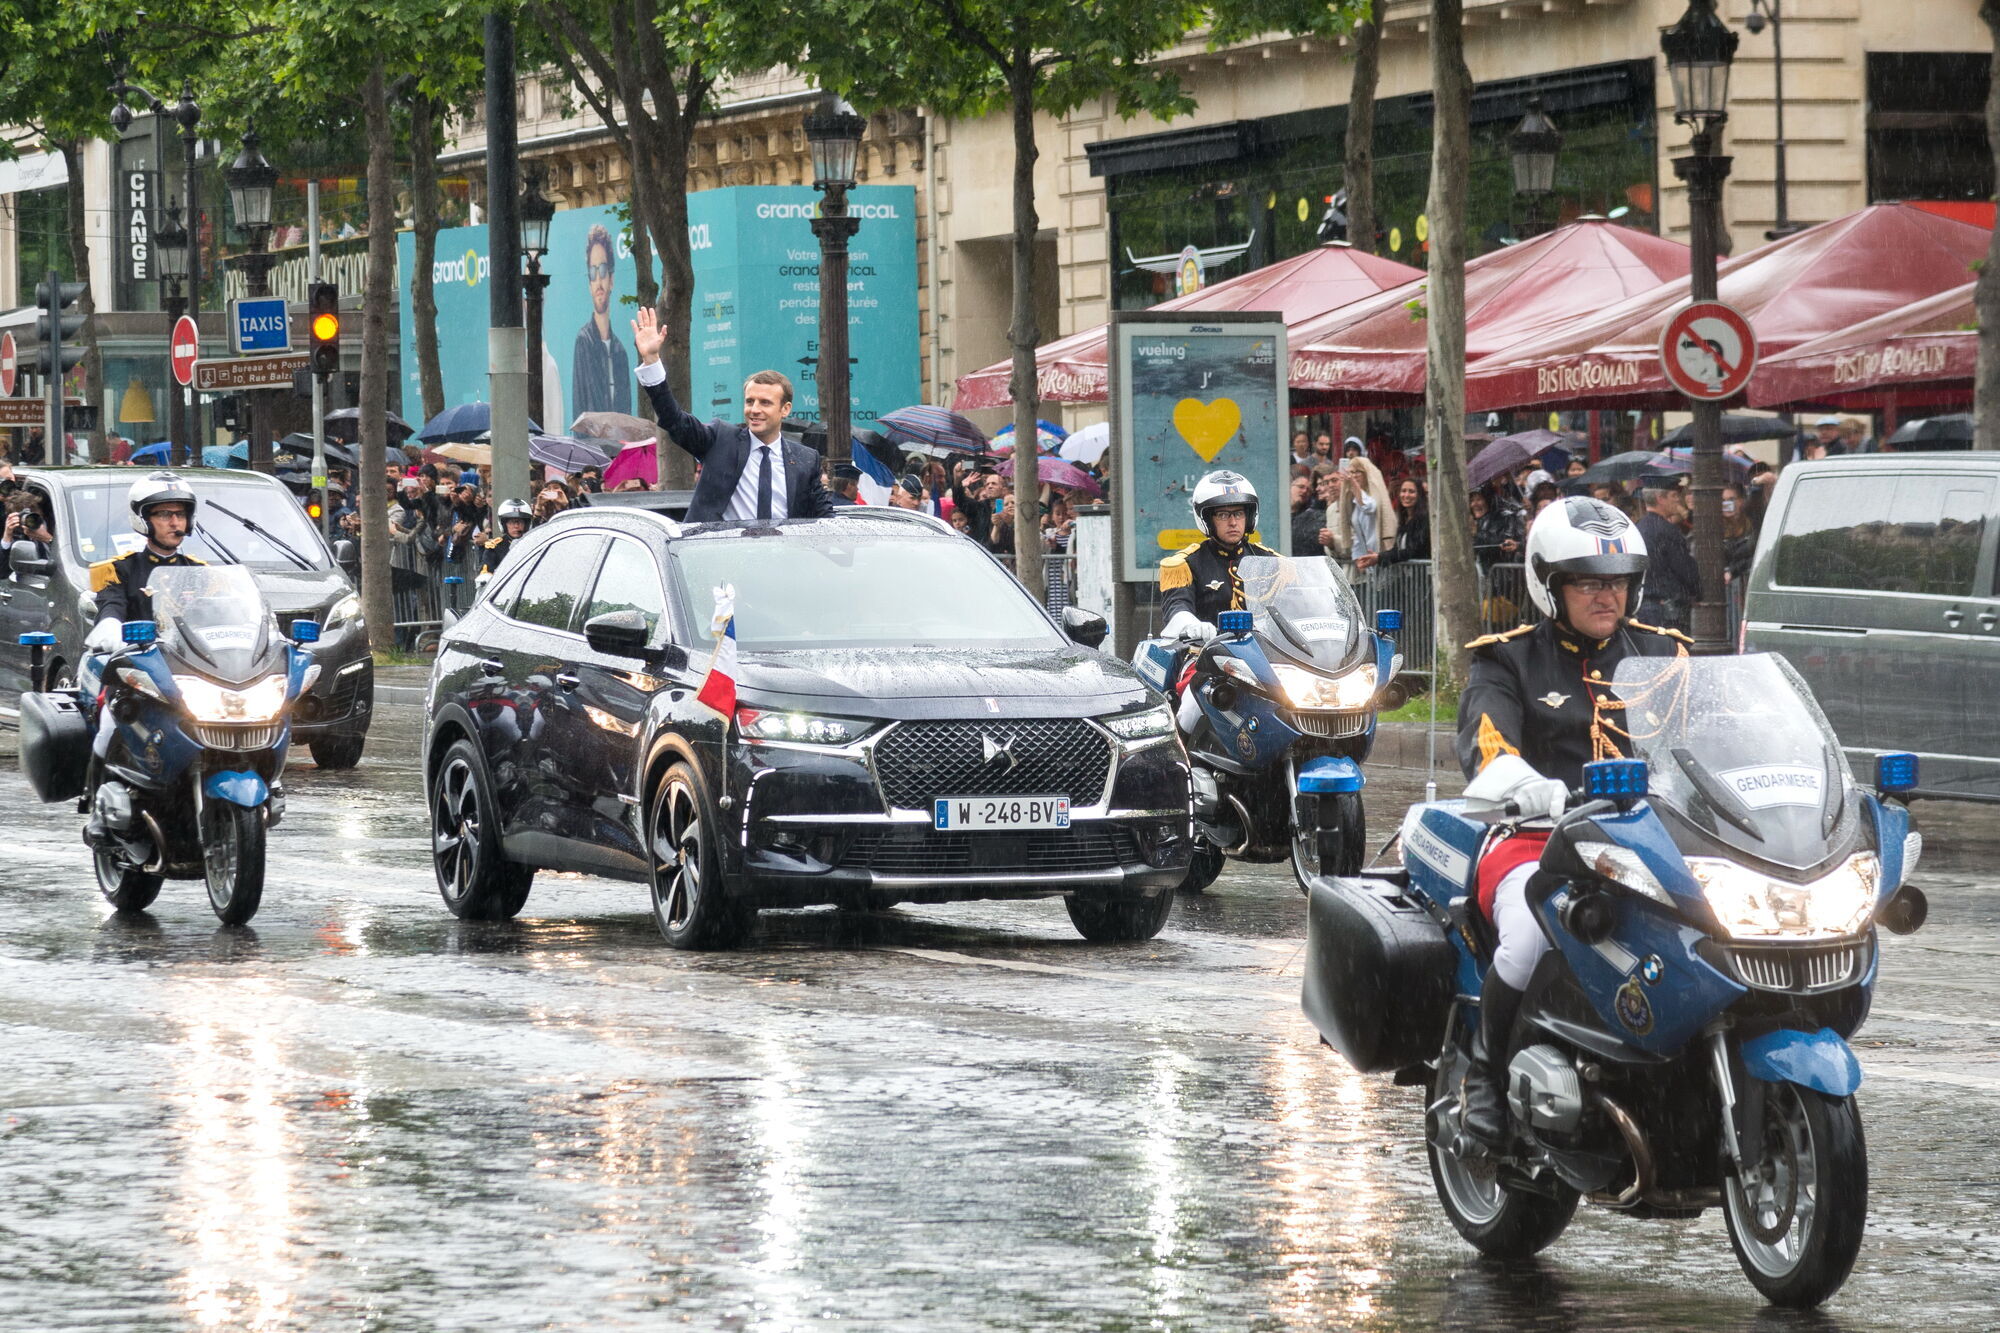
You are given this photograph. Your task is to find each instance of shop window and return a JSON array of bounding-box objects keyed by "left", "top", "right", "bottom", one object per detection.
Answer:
[{"left": 1867, "top": 53, "right": 1992, "bottom": 204}]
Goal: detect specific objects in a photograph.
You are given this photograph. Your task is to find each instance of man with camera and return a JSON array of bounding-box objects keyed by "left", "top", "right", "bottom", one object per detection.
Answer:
[{"left": 2, "top": 493, "right": 51, "bottom": 562}]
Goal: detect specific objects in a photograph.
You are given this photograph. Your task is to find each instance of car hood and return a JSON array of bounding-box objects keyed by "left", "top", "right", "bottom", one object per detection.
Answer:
[
  {"left": 733, "top": 644, "right": 1155, "bottom": 720},
  {"left": 250, "top": 567, "right": 353, "bottom": 616}
]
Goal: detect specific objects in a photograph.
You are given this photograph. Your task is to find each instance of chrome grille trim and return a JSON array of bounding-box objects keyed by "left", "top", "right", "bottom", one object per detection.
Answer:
[
  {"left": 1725, "top": 942, "right": 1866, "bottom": 995},
  {"left": 838, "top": 825, "right": 1141, "bottom": 875},
  {"left": 872, "top": 718, "right": 1112, "bottom": 810},
  {"left": 188, "top": 722, "right": 282, "bottom": 751},
  {"left": 1282, "top": 709, "right": 1371, "bottom": 739}
]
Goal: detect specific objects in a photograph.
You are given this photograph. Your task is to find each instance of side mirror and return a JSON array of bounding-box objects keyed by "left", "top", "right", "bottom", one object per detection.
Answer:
[
  {"left": 583, "top": 608, "right": 652, "bottom": 657},
  {"left": 333, "top": 538, "right": 359, "bottom": 566},
  {"left": 1061, "top": 605, "right": 1109, "bottom": 650},
  {"left": 8, "top": 544, "right": 50, "bottom": 577}
]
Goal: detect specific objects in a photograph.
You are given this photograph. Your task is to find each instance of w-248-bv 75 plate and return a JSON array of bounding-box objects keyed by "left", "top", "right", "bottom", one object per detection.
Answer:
[{"left": 932, "top": 796, "right": 1071, "bottom": 831}]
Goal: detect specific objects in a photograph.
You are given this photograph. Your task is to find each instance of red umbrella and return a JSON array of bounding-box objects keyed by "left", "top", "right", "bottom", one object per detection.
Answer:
[
  {"left": 998, "top": 454, "right": 1103, "bottom": 498},
  {"left": 1748, "top": 280, "right": 1976, "bottom": 412},
  {"left": 601, "top": 441, "right": 658, "bottom": 489},
  {"left": 1464, "top": 204, "right": 1991, "bottom": 413},
  {"left": 1288, "top": 218, "right": 1690, "bottom": 407},
  {"left": 951, "top": 243, "right": 1421, "bottom": 410}
]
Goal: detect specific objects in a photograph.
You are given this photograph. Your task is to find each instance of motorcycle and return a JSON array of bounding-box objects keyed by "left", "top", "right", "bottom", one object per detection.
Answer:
[
  {"left": 18, "top": 565, "right": 320, "bottom": 926},
  {"left": 1299, "top": 652, "right": 1928, "bottom": 1308},
  {"left": 1132, "top": 555, "right": 1400, "bottom": 892}
]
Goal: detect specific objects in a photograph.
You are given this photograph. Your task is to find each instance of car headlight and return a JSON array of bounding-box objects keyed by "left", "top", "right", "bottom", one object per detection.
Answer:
[
  {"left": 1272, "top": 662, "right": 1377, "bottom": 711},
  {"left": 1572, "top": 839, "right": 1674, "bottom": 907},
  {"left": 1103, "top": 704, "right": 1173, "bottom": 740},
  {"left": 323, "top": 593, "right": 363, "bottom": 634},
  {"left": 174, "top": 673, "right": 289, "bottom": 723},
  {"left": 1688, "top": 852, "right": 1879, "bottom": 939},
  {"left": 734, "top": 706, "right": 875, "bottom": 747}
]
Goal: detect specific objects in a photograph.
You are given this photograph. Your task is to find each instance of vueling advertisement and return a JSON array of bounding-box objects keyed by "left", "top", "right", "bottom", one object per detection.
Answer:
[{"left": 397, "top": 187, "right": 919, "bottom": 433}]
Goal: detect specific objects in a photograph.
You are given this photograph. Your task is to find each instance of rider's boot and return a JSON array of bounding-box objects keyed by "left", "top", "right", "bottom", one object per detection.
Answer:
[{"left": 1461, "top": 976, "right": 1524, "bottom": 1150}]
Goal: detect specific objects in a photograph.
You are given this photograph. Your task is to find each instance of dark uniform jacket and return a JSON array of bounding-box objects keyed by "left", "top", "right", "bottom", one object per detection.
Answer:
[
  {"left": 1457, "top": 616, "right": 1689, "bottom": 789},
  {"left": 479, "top": 533, "right": 517, "bottom": 577},
  {"left": 1635, "top": 511, "right": 1698, "bottom": 630},
  {"left": 90, "top": 547, "right": 205, "bottom": 625},
  {"left": 1158, "top": 536, "right": 1279, "bottom": 625}
]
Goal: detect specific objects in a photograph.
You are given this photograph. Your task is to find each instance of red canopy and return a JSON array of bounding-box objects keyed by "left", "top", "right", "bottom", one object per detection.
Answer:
[
  {"left": 1464, "top": 204, "right": 1991, "bottom": 413},
  {"left": 1748, "top": 280, "right": 1976, "bottom": 411},
  {"left": 1288, "top": 218, "right": 1690, "bottom": 407},
  {"left": 950, "top": 243, "right": 1421, "bottom": 410}
]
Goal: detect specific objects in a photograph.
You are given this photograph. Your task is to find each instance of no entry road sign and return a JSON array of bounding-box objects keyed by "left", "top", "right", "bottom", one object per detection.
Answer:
[{"left": 1660, "top": 301, "right": 1757, "bottom": 401}]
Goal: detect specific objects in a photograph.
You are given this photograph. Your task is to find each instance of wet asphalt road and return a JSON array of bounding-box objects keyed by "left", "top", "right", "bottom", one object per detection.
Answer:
[{"left": 1, "top": 706, "right": 1997, "bottom": 1331}]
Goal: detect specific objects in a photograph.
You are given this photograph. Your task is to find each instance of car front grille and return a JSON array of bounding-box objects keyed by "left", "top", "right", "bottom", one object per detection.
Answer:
[
  {"left": 872, "top": 719, "right": 1112, "bottom": 810},
  {"left": 325, "top": 661, "right": 372, "bottom": 719},
  {"left": 838, "top": 825, "right": 1140, "bottom": 876},
  {"left": 1725, "top": 941, "right": 1868, "bottom": 994},
  {"left": 188, "top": 722, "right": 282, "bottom": 751},
  {"left": 1283, "top": 708, "right": 1371, "bottom": 739}
]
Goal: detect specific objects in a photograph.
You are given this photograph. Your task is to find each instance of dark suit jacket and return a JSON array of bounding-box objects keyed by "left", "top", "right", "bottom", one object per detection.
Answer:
[{"left": 640, "top": 375, "right": 834, "bottom": 522}]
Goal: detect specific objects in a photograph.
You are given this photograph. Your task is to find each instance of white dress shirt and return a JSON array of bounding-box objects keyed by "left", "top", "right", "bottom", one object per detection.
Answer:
[{"left": 637, "top": 360, "right": 788, "bottom": 520}]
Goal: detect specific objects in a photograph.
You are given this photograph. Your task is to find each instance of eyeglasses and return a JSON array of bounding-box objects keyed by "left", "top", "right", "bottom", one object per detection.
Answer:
[
  {"left": 1567, "top": 577, "right": 1625, "bottom": 597},
  {"left": 587, "top": 262, "right": 614, "bottom": 281}
]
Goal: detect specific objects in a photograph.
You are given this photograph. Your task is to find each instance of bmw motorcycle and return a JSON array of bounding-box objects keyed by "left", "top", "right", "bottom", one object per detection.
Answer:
[
  {"left": 1299, "top": 652, "right": 1928, "bottom": 1307},
  {"left": 1133, "top": 555, "right": 1398, "bottom": 892},
  {"left": 18, "top": 566, "right": 319, "bottom": 925}
]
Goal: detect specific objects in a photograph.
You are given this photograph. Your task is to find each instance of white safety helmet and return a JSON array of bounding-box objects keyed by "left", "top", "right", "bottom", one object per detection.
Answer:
[
  {"left": 496, "top": 497, "right": 532, "bottom": 528},
  {"left": 1189, "top": 470, "right": 1259, "bottom": 539},
  {"left": 128, "top": 470, "right": 198, "bottom": 537},
  {"left": 1524, "top": 497, "right": 1650, "bottom": 622}
]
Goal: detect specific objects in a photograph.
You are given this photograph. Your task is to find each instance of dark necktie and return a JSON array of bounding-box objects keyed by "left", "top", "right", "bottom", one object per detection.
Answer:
[{"left": 756, "top": 444, "right": 774, "bottom": 520}]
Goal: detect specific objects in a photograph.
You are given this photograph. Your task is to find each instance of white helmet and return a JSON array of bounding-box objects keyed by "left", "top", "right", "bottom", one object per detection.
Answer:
[
  {"left": 1189, "top": 470, "right": 1259, "bottom": 539},
  {"left": 496, "top": 497, "right": 532, "bottom": 527},
  {"left": 128, "top": 470, "right": 198, "bottom": 537},
  {"left": 1524, "top": 497, "right": 1649, "bottom": 621}
]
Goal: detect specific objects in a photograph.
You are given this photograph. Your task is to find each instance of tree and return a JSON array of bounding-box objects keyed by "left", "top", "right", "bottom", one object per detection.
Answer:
[
  {"left": 1978, "top": 2, "right": 2000, "bottom": 451},
  {"left": 410, "top": 93, "right": 447, "bottom": 424},
  {"left": 1342, "top": 4, "right": 1379, "bottom": 256},
  {"left": 1423, "top": 0, "right": 1480, "bottom": 685}
]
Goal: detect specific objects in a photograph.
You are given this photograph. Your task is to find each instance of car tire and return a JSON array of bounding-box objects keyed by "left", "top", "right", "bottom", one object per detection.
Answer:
[
  {"left": 1065, "top": 888, "right": 1175, "bottom": 942},
  {"left": 310, "top": 727, "right": 367, "bottom": 770},
  {"left": 431, "top": 738, "right": 534, "bottom": 920},
  {"left": 647, "top": 762, "right": 754, "bottom": 950}
]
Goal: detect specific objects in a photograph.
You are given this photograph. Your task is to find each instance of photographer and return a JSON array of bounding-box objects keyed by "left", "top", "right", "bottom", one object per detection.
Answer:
[{"left": 2, "top": 492, "right": 51, "bottom": 560}]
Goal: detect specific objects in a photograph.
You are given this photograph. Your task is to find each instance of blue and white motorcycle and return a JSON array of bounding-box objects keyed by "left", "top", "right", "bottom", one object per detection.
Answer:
[
  {"left": 1300, "top": 652, "right": 1927, "bottom": 1308},
  {"left": 1133, "top": 555, "right": 1398, "bottom": 892}
]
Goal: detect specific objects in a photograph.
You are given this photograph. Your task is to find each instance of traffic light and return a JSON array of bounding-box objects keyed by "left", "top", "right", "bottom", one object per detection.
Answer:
[
  {"left": 308, "top": 282, "right": 340, "bottom": 376},
  {"left": 1316, "top": 190, "right": 1349, "bottom": 245},
  {"left": 35, "top": 274, "right": 86, "bottom": 377}
]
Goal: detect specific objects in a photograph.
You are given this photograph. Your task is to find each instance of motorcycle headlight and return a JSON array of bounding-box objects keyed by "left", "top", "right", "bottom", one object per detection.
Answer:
[
  {"left": 115, "top": 667, "right": 166, "bottom": 702},
  {"left": 175, "top": 673, "right": 289, "bottom": 724},
  {"left": 1572, "top": 839, "right": 1674, "bottom": 907},
  {"left": 1688, "top": 853, "right": 1879, "bottom": 940},
  {"left": 1103, "top": 704, "right": 1173, "bottom": 740},
  {"left": 1272, "top": 662, "right": 1377, "bottom": 711},
  {"left": 323, "top": 593, "right": 364, "bottom": 635},
  {"left": 734, "top": 707, "right": 875, "bottom": 747}
]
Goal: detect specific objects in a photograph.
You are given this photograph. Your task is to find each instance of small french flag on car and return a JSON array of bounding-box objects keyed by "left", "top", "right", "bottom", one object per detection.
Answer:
[{"left": 696, "top": 584, "right": 737, "bottom": 721}]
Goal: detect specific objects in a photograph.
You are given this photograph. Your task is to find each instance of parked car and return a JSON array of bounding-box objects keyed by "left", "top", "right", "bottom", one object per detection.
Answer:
[
  {"left": 0, "top": 466, "right": 374, "bottom": 767},
  {"left": 423, "top": 506, "right": 1193, "bottom": 947},
  {"left": 1741, "top": 453, "right": 2000, "bottom": 801}
]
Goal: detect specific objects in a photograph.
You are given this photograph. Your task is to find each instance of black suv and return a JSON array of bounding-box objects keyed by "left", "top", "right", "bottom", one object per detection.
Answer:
[{"left": 423, "top": 507, "right": 1192, "bottom": 948}]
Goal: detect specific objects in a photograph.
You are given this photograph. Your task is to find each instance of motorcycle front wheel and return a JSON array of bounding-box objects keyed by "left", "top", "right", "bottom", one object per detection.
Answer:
[
  {"left": 1722, "top": 1083, "right": 1867, "bottom": 1308},
  {"left": 1290, "top": 791, "right": 1365, "bottom": 890},
  {"left": 203, "top": 801, "right": 266, "bottom": 926}
]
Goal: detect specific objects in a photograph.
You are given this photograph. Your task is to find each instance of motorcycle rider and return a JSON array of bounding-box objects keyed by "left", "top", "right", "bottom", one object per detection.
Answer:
[
  {"left": 477, "top": 498, "right": 532, "bottom": 583},
  {"left": 1159, "top": 471, "right": 1280, "bottom": 733},
  {"left": 84, "top": 473, "right": 205, "bottom": 654},
  {"left": 1453, "top": 497, "right": 1690, "bottom": 1148}
]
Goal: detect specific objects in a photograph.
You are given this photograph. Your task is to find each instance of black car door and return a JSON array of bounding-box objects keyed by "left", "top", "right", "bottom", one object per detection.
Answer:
[{"left": 494, "top": 532, "right": 606, "bottom": 845}]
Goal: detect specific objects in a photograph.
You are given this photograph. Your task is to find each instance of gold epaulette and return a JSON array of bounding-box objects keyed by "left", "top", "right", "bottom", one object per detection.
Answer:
[
  {"left": 483, "top": 536, "right": 504, "bottom": 549},
  {"left": 1464, "top": 623, "right": 1534, "bottom": 650},
  {"left": 1247, "top": 541, "right": 1280, "bottom": 557},
  {"left": 89, "top": 558, "right": 121, "bottom": 592},
  {"left": 1157, "top": 542, "right": 1201, "bottom": 592},
  {"left": 1626, "top": 618, "right": 1694, "bottom": 645}
]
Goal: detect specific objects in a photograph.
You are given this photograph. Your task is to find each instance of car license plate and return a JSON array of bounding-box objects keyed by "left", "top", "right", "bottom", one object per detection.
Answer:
[{"left": 933, "top": 796, "right": 1070, "bottom": 831}]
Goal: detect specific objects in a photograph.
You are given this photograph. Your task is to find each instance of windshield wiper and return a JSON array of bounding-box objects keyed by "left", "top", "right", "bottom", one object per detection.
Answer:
[
  {"left": 193, "top": 520, "right": 245, "bottom": 566},
  {"left": 1670, "top": 745, "right": 1765, "bottom": 843},
  {"left": 201, "top": 498, "right": 316, "bottom": 571}
]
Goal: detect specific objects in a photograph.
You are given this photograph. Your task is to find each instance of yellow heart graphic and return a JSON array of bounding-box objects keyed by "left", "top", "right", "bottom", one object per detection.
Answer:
[{"left": 1172, "top": 397, "right": 1242, "bottom": 463}]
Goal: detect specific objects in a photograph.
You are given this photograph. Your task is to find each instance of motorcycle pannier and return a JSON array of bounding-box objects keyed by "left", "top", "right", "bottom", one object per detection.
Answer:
[
  {"left": 1302, "top": 875, "right": 1456, "bottom": 1073},
  {"left": 19, "top": 690, "right": 90, "bottom": 804}
]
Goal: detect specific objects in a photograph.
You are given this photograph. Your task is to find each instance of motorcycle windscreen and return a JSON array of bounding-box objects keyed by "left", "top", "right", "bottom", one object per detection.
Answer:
[
  {"left": 1238, "top": 556, "right": 1364, "bottom": 670},
  {"left": 147, "top": 565, "right": 284, "bottom": 684},
  {"left": 1609, "top": 653, "right": 1853, "bottom": 871}
]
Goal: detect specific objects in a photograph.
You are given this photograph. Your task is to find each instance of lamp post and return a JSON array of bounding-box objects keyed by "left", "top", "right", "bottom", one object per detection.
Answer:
[
  {"left": 1745, "top": 0, "right": 1803, "bottom": 240},
  {"left": 155, "top": 201, "right": 190, "bottom": 466},
  {"left": 225, "top": 130, "right": 280, "bottom": 473},
  {"left": 806, "top": 94, "right": 865, "bottom": 464},
  {"left": 1663, "top": 0, "right": 1739, "bottom": 655},
  {"left": 1509, "top": 97, "right": 1564, "bottom": 239},
  {"left": 111, "top": 77, "right": 202, "bottom": 463},
  {"left": 519, "top": 164, "right": 555, "bottom": 432}
]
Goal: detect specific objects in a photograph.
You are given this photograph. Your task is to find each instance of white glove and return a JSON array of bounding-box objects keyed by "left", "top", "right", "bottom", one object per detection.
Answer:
[
  {"left": 1464, "top": 753, "right": 1567, "bottom": 821},
  {"left": 84, "top": 618, "right": 124, "bottom": 655},
  {"left": 1162, "top": 610, "right": 1215, "bottom": 642}
]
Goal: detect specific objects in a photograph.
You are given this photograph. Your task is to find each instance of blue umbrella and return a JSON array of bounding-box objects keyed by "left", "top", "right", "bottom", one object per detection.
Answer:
[
  {"left": 878, "top": 405, "right": 988, "bottom": 454},
  {"left": 201, "top": 444, "right": 250, "bottom": 469},
  {"left": 991, "top": 419, "right": 1069, "bottom": 456},
  {"left": 129, "top": 441, "right": 172, "bottom": 464},
  {"left": 416, "top": 402, "right": 541, "bottom": 443}
]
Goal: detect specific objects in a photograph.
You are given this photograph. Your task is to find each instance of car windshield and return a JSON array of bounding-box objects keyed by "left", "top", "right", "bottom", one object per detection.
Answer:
[
  {"left": 63, "top": 477, "right": 328, "bottom": 570},
  {"left": 147, "top": 565, "right": 282, "bottom": 681},
  {"left": 1609, "top": 653, "right": 1853, "bottom": 870},
  {"left": 670, "top": 530, "right": 1056, "bottom": 651},
  {"left": 1239, "top": 555, "right": 1364, "bottom": 667}
]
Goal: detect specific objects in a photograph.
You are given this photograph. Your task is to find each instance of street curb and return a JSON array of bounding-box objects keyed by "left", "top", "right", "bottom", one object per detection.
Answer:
[{"left": 377, "top": 684, "right": 427, "bottom": 707}]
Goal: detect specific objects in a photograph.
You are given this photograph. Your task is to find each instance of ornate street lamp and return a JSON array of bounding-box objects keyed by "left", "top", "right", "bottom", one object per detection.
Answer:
[
  {"left": 806, "top": 94, "right": 865, "bottom": 464},
  {"left": 225, "top": 130, "right": 281, "bottom": 471},
  {"left": 1509, "top": 97, "right": 1563, "bottom": 238},
  {"left": 1661, "top": 0, "right": 1738, "bottom": 136},
  {"left": 155, "top": 201, "right": 189, "bottom": 295},
  {"left": 518, "top": 164, "right": 556, "bottom": 427},
  {"left": 1745, "top": 0, "right": 1803, "bottom": 239}
]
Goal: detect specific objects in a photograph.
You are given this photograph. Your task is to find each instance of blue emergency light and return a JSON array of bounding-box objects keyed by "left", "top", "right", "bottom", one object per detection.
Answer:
[
  {"left": 1874, "top": 752, "right": 1918, "bottom": 794},
  {"left": 1374, "top": 608, "right": 1403, "bottom": 635},
  {"left": 122, "top": 620, "right": 157, "bottom": 647},
  {"left": 444, "top": 575, "right": 463, "bottom": 586},
  {"left": 1216, "top": 610, "right": 1254, "bottom": 637},
  {"left": 291, "top": 619, "right": 321, "bottom": 644},
  {"left": 1583, "top": 758, "right": 1648, "bottom": 801},
  {"left": 17, "top": 631, "right": 54, "bottom": 647}
]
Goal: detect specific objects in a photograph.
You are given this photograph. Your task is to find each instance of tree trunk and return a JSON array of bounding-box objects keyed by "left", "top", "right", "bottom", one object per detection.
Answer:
[
  {"left": 1423, "top": 0, "right": 1479, "bottom": 686},
  {"left": 58, "top": 139, "right": 103, "bottom": 463},
  {"left": 1343, "top": 9, "right": 1379, "bottom": 254},
  {"left": 1007, "top": 52, "right": 1045, "bottom": 603},
  {"left": 640, "top": 122, "right": 699, "bottom": 488},
  {"left": 1977, "top": 2, "right": 2000, "bottom": 450},
  {"left": 410, "top": 93, "right": 446, "bottom": 424},
  {"left": 359, "top": 59, "right": 398, "bottom": 654}
]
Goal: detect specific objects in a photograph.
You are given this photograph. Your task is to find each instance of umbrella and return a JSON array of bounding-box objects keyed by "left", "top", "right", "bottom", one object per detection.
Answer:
[
  {"left": 416, "top": 402, "right": 540, "bottom": 443},
  {"left": 202, "top": 443, "right": 250, "bottom": 469},
  {"left": 1885, "top": 414, "right": 1975, "bottom": 448},
  {"left": 1577, "top": 450, "right": 1684, "bottom": 486},
  {"left": 571, "top": 411, "right": 659, "bottom": 443},
  {"left": 1059, "top": 420, "right": 1111, "bottom": 466},
  {"left": 531, "top": 433, "right": 614, "bottom": 474},
  {"left": 1660, "top": 445, "right": 1755, "bottom": 473},
  {"left": 129, "top": 441, "right": 172, "bottom": 464},
  {"left": 1467, "top": 430, "right": 1566, "bottom": 489},
  {"left": 991, "top": 419, "right": 1068, "bottom": 456},
  {"left": 997, "top": 454, "right": 1104, "bottom": 499},
  {"left": 1657, "top": 413, "right": 1800, "bottom": 446},
  {"left": 432, "top": 441, "right": 492, "bottom": 466},
  {"left": 602, "top": 441, "right": 658, "bottom": 489},
  {"left": 275, "top": 433, "right": 361, "bottom": 467},
  {"left": 323, "top": 406, "right": 414, "bottom": 442},
  {"left": 878, "top": 405, "right": 988, "bottom": 453}
]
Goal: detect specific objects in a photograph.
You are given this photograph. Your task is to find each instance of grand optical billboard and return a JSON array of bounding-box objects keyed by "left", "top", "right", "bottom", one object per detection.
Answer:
[{"left": 397, "top": 187, "right": 919, "bottom": 432}]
